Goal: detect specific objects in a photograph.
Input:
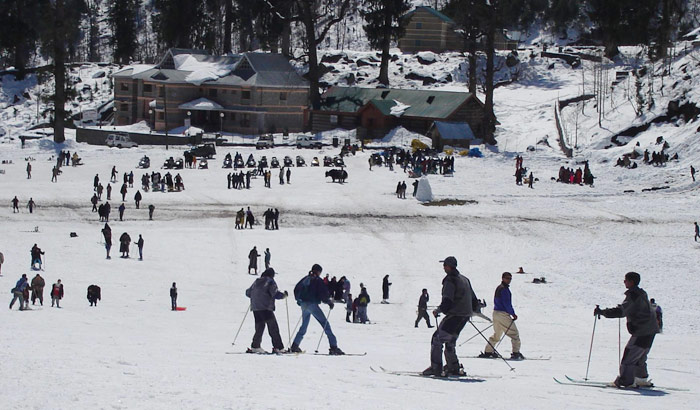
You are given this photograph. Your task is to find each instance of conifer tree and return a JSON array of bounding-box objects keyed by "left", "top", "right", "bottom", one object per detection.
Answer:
[{"left": 360, "top": 0, "right": 411, "bottom": 86}]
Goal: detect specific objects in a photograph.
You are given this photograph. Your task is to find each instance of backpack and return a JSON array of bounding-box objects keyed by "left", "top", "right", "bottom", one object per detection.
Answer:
[{"left": 294, "top": 276, "right": 313, "bottom": 302}]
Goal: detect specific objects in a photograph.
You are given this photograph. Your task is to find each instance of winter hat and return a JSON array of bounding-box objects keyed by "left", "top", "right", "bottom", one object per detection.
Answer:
[
  {"left": 440, "top": 256, "right": 458, "bottom": 268},
  {"left": 311, "top": 264, "right": 323, "bottom": 273},
  {"left": 262, "top": 268, "right": 276, "bottom": 278}
]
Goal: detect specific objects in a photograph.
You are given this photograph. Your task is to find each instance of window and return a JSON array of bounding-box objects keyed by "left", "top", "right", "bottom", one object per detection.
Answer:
[
  {"left": 120, "top": 82, "right": 129, "bottom": 91},
  {"left": 330, "top": 115, "right": 338, "bottom": 125},
  {"left": 120, "top": 104, "right": 129, "bottom": 112},
  {"left": 209, "top": 88, "right": 218, "bottom": 98},
  {"left": 143, "top": 84, "right": 153, "bottom": 93},
  {"left": 280, "top": 92, "right": 287, "bottom": 101},
  {"left": 240, "top": 113, "right": 250, "bottom": 127},
  {"left": 242, "top": 90, "right": 251, "bottom": 100}
]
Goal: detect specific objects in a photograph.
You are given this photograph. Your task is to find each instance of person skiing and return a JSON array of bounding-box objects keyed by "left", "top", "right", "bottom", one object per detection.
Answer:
[
  {"left": 119, "top": 232, "right": 131, "bottom": 258},
  {"left": 51, "top": 279, "right": 64, "bottom": 308},
  {"left": 30, "top": 244, "right": 44, "bottom": 270},
  {"left": 245, "top": 268, "right": 288, "bottom": 353},
  {"left": 30, "top": 273, "right": 45, "bottom": 306},
  {"left": 170, "top": 282, "right": 178, "bottom": 310},
  {"left": 290, "top": 264, "right": 344, "bottom": 355},
  {"left": 594, "top": 271, "right": 659, "bottom": 388},
  {"left": 12, "top": 196, "right": 19, "bottom": 213},
  {"left": 136, "top": 234, "right": 144, "bottom": 260},
  {"left": 264, "top": 248, "right": 271, "bottom": 269},
  {"left": 479, "top": 272, "right": 523, "bottom": 360},
  {"left": 248, "top": 246, "right": 259, "bottom": 275},
  {"left": 415, "top": 289, "right": 433, "bottom": 328},
  {"left": 650, "top": 298, "right": 663, "bottom": 332},
  {"left": 87, "top": 285, "right": 101, "bottom": 306},
  {"left": 381, "top": 275, "right": 392, "bottom": 304},
  {"left": 102, "top": 223, "right": 112, "bottom": 259},
  {"left": 423, "top": 256, "right": 477, "bottom": 377},
  {"left": 9, "top": 274, "right": 29, "bottom": 310}
]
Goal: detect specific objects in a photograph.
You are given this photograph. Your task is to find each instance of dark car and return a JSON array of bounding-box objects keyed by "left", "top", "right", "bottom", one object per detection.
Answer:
[
  {"left": 333, "top": 156, "right": 345, "bottom": 167},
  {"left": 270, "top": 157, "right": 280, "bottom": 168},
  {"left": 189, "top": 143, "right": 216, "bottom": 159},
  {"left": 259, "top": 156, "right": 268, "bottom": 168},
  {"left": 323, "top": 156, "right": 333, "bottom": 167},
  {"left": 283, "top": 156, "right": 294, "bottom": 167},
  {"left": 296, "top": 155, "right": 306, "bottom": 167}
]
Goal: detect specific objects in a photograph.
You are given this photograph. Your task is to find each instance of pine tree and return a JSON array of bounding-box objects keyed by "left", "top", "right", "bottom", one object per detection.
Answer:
[
  {"left": 360, "top": 0, "right": 411, "bottom": 86},
  {"left": 0, "top": 0, "right": 43, "bottom": 78},
  {"left": 152, "top": 0, "right": 205, "bottom": 49},
  {"left": 108, "top": 0, "right": 139, "bottom": 64}
]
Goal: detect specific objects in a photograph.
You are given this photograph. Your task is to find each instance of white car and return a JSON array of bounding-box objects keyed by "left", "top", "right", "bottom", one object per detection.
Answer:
[
  {"left": 106, "top": 133, "right": 137, "bottom": 148},
  {"left": 296, "top": 135, "right": 322, "bottom": 149}
]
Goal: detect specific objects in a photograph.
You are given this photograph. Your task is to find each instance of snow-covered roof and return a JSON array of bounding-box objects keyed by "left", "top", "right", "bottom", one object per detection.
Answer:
[{"left": 178, "top": 98, "right": 224, "bottom": 111}]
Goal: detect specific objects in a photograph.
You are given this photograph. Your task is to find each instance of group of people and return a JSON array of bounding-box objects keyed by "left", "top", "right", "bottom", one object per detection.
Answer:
[
  {"left": 100, "top": 223, "right": 145, "bottom": 260},
  {"left": 236, "top": 207, "right": 256, "bottom": 229},
  {"left": 262, "top": 208, "right": 280, "bottom": 230},
  {"left": 11, "top": 196, "right": 36, "bottom": 213},
  {"left": 557, "top": 161, "right": 594, "bottom": 185},
  {"left": 394, "top": 181, "right": 408, "bottom": 198},
  {"left": 9, "top": 273, "right": 64, "bottom": 310}
]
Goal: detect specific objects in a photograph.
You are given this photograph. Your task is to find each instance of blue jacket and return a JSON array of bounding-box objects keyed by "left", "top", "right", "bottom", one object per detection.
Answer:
[
  {"left": 493, "top": 283, "right": 515, "bottom": 316},
  {"left": 14, "top": 277, "right": 29, "bottom": 292},
  {"left": 294, "top": 274, "right": 331, "bottom": 305}
]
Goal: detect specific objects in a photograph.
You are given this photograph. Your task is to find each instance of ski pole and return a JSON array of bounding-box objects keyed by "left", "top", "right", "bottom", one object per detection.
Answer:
[
  {"left": 458, "top": 323, "right": 494, "bottom": 347},
  {"left": 314, "top": 306, "right": 333, "bottom": 354},
  {"left": 585, "top": 309, "right": 599, "bottom": 380},
  {"left": 231, "top": 304, "right": 251, "bottom": 345},
  {"left": 618, "top": 318, "right": 621, "bottom": 366},
  {"left": 494, "top": 318, "right": 515, "bottom": 351},
  {"left": 285, "top": 296, "right": 291, "bottom": 348},
  {"left": 469, "top": 321, "right": 515, "bottom": 371}
]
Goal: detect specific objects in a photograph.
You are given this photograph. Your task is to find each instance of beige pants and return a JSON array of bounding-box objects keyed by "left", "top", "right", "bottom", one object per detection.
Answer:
[{"left": 485, "top": 311, "right": 520, "bottom": 354}]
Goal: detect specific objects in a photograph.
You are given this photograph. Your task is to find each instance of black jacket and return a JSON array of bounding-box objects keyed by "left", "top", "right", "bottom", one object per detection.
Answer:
[
  {"left": 599, "top": 286, "right": 659, "bottom": 336},
  {"left": 437, "top": 268, "right": 476, "bottom": 317}
]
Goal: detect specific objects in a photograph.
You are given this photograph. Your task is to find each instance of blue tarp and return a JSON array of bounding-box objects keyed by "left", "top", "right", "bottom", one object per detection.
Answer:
[{"left": 468, "top": 147, "right": 483, "bottom": 158}]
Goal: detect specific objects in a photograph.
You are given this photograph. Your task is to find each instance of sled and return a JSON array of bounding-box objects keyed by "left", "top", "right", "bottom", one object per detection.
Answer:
[{"left": 175, "top": 307, "right": 187, "bottom": 311}]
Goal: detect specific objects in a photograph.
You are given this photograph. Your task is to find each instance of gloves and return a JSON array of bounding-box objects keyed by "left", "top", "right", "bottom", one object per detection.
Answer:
[
  {"left": 283, "top": 290, "right": 288, "bottom": 298},
  {"left": 594, "top": 306, "right": 602, "bottom": 317},
  {"left": 432, "top": 309, "right": 440, "bottom": 318},
  {"left": 328, "top": 301, "right": 335, "bottom": 310}
]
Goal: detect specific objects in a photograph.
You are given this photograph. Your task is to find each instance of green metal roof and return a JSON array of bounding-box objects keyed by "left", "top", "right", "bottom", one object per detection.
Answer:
[
  {"left": 403, "top": 6, "right": 455, "bottom": 24},
  {"left": 319, "top": 87, "right": 479, "bottom": 119}
]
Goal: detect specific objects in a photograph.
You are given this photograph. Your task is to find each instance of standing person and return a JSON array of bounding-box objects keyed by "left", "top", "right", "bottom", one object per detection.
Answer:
[
  {"left": 245, "top": 268, "right": 288, "bottom": 353},
  {"left": 87, "top": 285, "right": 101, "bottom": 306},
  {"left": 51, "top": 279, "right": 64, "bottom": 308},
  {"left": 691, "top": 165, "right": 696, "bottom": 182},
  {"left": 94, "top": 174, "right": 100, "bottom": 191},
  {"left": 170, "top": 282, "right": 178, "bottom": 310},
  {"left": 264, "top": 248, "right": 271, "bottom": 269},
  {"left": 0, "top": 251, "right": 3, "bottom": 275},
  {"left": 415, "top": 289, "right": 433, "bottom": 328},
  {"left": 290, "top": 264, "right": 344, "bottom": 355},
  {"left": 134, "top": 191, "right": 142, "bottom": 209},
  {"left": 120, "top": 183, "right": 128, "bottom": 201},
  {"left": 528, "top": 172, "right": 534, "bottom": 189},
  {"left": 400, "top": 181, "right": 407, "bottom": 199},
  {"left": 286, "top": 167, "right": 291, "bottom": 184},
  {"left": 102, "top": 223, "right": 112, "bottom": 259},
  {"left": 27, "top": 198, "right": 35, "bottom": 213},
  {"left": 136, "top": 234, "right": 144, "bottom": 261},
  {"left": 26, "top": 162, "right": 31, "bottom": 179},
  {"left": 118, "top": 203, "right": 125, "bottom": 221},
  {"left": 148, "top": 204, "right": 155, "bottom": 220},
  {"left": 357, "top": 286, "right": 371, "bottom": 324},
  {"left": 341, "top": 276, "right": 351, "bottom": 302},
  {"left": 12, "top": 196, "right": 20, "bottom": 213},
  {"left": 423, "top": 256, "right": 477, "bottom": 377},
  {"left": 30, "top": 273, "right": 45, "bottom": 306},
  {"left": 650, "top": 298, "right": 663, "bottom": 332},
  {"left": 279, "top": 167, "right": 284, "bottom": 185},
  {"left": 106, "top": 183, "right": 112, "bottom": 200},
  {"left": 345, "top": 293, "right": 353, "bottom": 322},
  {"left": 412, "top": 180, "right": 419, "bottom": 197},
  {"left": 245, "top": 207, "right": 255, "bottom": 229},
  {"left": 695, "top": 222, "right": 699, "bottom": 242},
  {"left": 9, "top": 274, "right": 29, "bottom": 310},
  {"left": 119, "top": 232, "right": 131, "bottom": 258},
  {"left": 111, "top": 166, "right": 118, "bottom": 182},
  {"left": 594, "top": 272, "right": 659, "bottom": 388},
  {"left": 381, "top": 275, "right": 392, "bottom": 304},
  {"left": 30, "top": 244, "right": 44, "bottom": 270},
  {"left": 479, "top": 272, "right": 523, "bottom": 360},
  {"left": 248, "top": 246, "right": 259, "bottom": 275}
]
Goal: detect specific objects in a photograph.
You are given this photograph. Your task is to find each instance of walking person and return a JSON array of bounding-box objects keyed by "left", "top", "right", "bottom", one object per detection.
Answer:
[
  {"left": 134, "top": 190, "right": 142, "bottom": 209},
  {"left": 87, "top": 285, "right": 101, "bottom": 306},
  {"left": 248, "top": 246, "right": 259, "bottom": 275},
  {"left": 102, "top": 223, "right": 112, "bottom": 259},
  {"left": 264, "top": 248, "right": 271, "bottom": 269},
  {"left": 148, "top": 204, "right": 155, "bottom": 220},
  {"left": 289, "top": 264, "right": 344, "bottom": 355},
  {"left": 594, "top": 271, "right": 659, "bottom": 388},
  {"left": 118, "top": 203, "right": 125, "bottom": 221},
  {"left": 479, "top": 272, "right": 523, "bottom": 360},
  {"left": 170, "top": 282, "right": 178, "bottom": 311},
  {"left": 51, "top": 279, "right": 64, "bottom": 308},
  {"left": 415, "top": 289, "right": 433, "bottom": 328},
  {"left": 245, "top": 268, "right": 288, "bottom": 353},
  {"left": 423, "top": 256, "right": 478, "bottom": 377},
  {"left": 120, "top": 183, "right": 128, "bottom": 202},
  {"left": 12, "top": 196, "right": 20, "bottom": 213},
  {"left": 9, "top": 274, "right": 29, "bottom": 310},
  {"left": 30, "top": 244, "right": 44, "bottom": 270},
  {"left": 691, "top": 165, "right": 696, "bottom": 182},
  {"left": 27, "top": 198, "right": 35, "bottom": 213},
  {"left": 381, "top": 274, "right": 392, "bottom": 304},
  {"left": 136, "top": 234, "right": 144, "bottom": 261},
  {"left": 30, "top": 273, "right": 45, "bottom": 306}
]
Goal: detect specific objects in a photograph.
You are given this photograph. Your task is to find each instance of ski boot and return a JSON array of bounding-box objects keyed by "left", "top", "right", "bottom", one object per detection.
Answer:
[
  {"left": 510, "top": 352, "right": 525, "bottom": 360},
  {"left": 288, "top": 344, "right": 302, "bottom": 353},
  {"left": 444, "top": 364, "right": 466, "bottom": 377},
  {"left": 422, "top": 366, "right": 443, "bottom": 377},
  {"left": 329, "top": 346, "right": 345, "bottom": 355},
  {"left": 246, "top": 347, "right": 267, "bottom": 354},
  {"left": 478, "top": 351, "right": 497, "bottom": 358}
]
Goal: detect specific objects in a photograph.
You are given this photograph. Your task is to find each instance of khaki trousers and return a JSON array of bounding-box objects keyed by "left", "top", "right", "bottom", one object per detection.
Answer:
[{"left": 485, "top": 310, "right": 520, "bottom": 354}]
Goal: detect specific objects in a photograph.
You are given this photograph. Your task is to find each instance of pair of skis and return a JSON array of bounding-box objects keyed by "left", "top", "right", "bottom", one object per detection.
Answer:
[
  {"left": 370, "top": 366, "right": 497, "bottom": 382},
  {"left": 226, "top": 350, "right": 366, "bottom": 357},
  {"left": 554, "top": 375, "right": 688, "bottom": 392}
]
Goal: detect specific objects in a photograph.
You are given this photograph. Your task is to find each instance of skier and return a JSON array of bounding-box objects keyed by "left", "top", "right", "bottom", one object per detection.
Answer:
[
  {"left": 136, "top": 234, "right": 144, "bottom": 260},
  {"left": 290, "top": 264, "right": 345, "bottom": 355},
  {"left": 148, "top": 204, "right": 155, "bottom": 220},
  {"left": 119, "top": 232, "right": 131, "bottom": 258},
  {"left": 51, "top": 279, "right": 64, "bottom": 308},
  {"left": 12, "top": 196, "right": 19, "bottom": 213},
  {"left": 415, "top": 289, "right": 433, "bottom": 328},
  {"left": 479, "top": 272, "right": 523, "bottom": 360},
  {"left": 650, "top": 298, "right": 663, "bottom": 332},
  {"left": 594, "top": 271, "right": 658, "bottom": 388},
  {"left": 170, "top": 282, "right": 178, "bottom": 310},
  {"left": 381, "top": 275, "right": 392, "bottom": 303},
  {"left": 264, "top": 248, "right": 271, "bottom": 269},
  {"left": 248, "top": 246, "right": 259, "bottom": 275},
  {"left": 87, "top": 285, "right": 101, "bottom": 306},
  {"left": 423, "top": 256, "right": 477, "bottom": 377},
  {"left": 30, "top": 273, "right": 45, "bottom": 306},
  {"left": 9, "top": 274, "right": 29, "bottom": 310},
  {"left": 102, "top": 223, "right": 112, "bottom": 259},
  {"left": 245, "top": 268, "right": 288, "bottom": 353}
]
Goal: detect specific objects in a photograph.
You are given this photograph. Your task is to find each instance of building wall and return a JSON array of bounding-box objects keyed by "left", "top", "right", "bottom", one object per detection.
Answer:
[
  {"left": 398, "top": 9, "right": 461, "bottom": 53},
  {"left": 310, "top": 111, "right": 358, "bottom": 132}
]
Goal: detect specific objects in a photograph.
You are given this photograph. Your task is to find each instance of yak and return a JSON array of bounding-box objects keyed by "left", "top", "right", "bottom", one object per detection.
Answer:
[{"left": 325, "top": 169, "right": 348, "bottom": 183}]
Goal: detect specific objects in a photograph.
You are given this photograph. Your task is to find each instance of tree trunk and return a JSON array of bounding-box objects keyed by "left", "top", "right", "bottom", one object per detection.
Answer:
[
  {"left": 300, "top": 1, "right": 320, "bottom": 108},
  {"left": 467, "top": 30, "right": 477, "bottom": 94},
  {"left": 378, "top": 13, "right": 391, "bottom": 86},
  {"left": 88, "top": 1, "right": 100, "bottom": 62},
  {"left": 281, "top": 21, "right": 291, "bottom": 57},
  {"left": 53, "top": 0, "right": 66, "bottom": 143},
  {"left": 483, "top": 16, "right": 495, "bottom": 144},
  {"left": 224, "top": 0, "right": 232, "bottom": 53}
]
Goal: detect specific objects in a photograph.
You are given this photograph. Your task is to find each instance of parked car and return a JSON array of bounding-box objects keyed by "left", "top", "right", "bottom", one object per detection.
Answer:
[
  {"left": 270, "top": 157, "right": 280, "bottom": 168},
  {"left": 259, "top": 156, "right": 268, "bottom": 168},
  {"left": 283, "top": 156, "right": 294, "bottom": 167},
  {"left": 189, "top": 143, "right": 216, "bottom": 159},
  {"left": 256, "top": 134, "right": 274, "bottom": 149},
  {"left": 296, "top": 135, "right": 323, "bottom": 149},
  {"left": 296, "top": 155, "right": 306, "bottom": 167},
  {"left": 323, "top": 156, "right": 333, "bottom": 167},
  {"left": 106, "top": 132, "right": 137, "bottom": 148},
  {"left": 333, "top": 156, "right": 345, "bottom": 167},
  {"left": 311, "top": 157, "right": 320, "bottom": 167},
  {"left": 138, "top": 155, "right": 150, "bottom": 169}
]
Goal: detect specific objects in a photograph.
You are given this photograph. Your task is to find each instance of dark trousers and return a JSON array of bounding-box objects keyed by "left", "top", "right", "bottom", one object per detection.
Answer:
[
  {"left": 430, "top": 315, "right": 468, "bottom": 372},
  {"left": 171, "top": 296, "right": 177, "bottom": 310},
  {"left": 618, "top": 334, "right": 655, "bottom": 386},
  {"left": 415, "top": 308, "right": 431, "bottom": 327},
  {"left": 252, "top": 310, "right": 284, "bottom": 350}
]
